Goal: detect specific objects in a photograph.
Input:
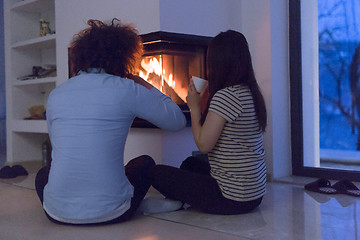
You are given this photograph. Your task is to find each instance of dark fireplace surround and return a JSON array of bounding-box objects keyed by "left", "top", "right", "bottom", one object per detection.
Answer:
[
  {"left": 69, "top": 31, "right": 211, "bottom": 128},
  {"left": 132, "top": 31, "right": 212, "bottom": 128}
]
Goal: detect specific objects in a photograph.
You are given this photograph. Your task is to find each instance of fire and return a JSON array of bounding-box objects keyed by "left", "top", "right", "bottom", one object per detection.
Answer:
[{"left": 139, "top": 56, "right": 187, "bottom": 103}]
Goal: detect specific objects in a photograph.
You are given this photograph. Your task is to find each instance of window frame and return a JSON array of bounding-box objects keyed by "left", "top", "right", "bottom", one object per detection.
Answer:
[{"left": 289, "top": 0, "right": 360, "bottom": 181}]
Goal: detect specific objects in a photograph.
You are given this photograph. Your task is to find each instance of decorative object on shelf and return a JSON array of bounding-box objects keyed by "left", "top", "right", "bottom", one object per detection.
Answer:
[
  {"left": 17, "top": 65, "right": 57, "bottom": 81},
  {"left": 24, "top": 105, "right": 46, "bottom": 120},
  {"left": 40, "top": 18, "right": 53, "bottom": 36}
]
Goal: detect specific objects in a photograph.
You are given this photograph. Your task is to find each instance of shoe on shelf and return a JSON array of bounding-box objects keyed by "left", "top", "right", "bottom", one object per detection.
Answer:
[{"left": 139, "top": 196, "right": 184, "bottom": 214}]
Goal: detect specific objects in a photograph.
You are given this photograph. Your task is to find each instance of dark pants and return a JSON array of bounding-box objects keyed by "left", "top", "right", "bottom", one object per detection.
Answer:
[
  {"left": 150, "top": 156, "right": 262, "bottom": 215},
  {"left": 35, "top": 155, "right": 155, "bottom": 225}
]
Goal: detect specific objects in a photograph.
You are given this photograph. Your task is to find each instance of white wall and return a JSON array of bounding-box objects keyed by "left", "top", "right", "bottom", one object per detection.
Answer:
[
  {"left": 0, "top": 1, "right": 6, "bottom": 166},
  {"left": 240, "top": 0, "right": 291, "bottom": 179},
  {"left": 157, "top": 0, "right": 243, "bottom": 166},
  {"left": 55, "top": 0, "right": 292, "bottom": 178},
  {"left": 55, "top": 0, "right": 161, "bottom": 86},
  {"left": 269, "top": 0, "right": 291, "bottom": 178},
  {"left": 240, "top": 1, "right": 273, "bottom": 177},
  {"left": 301, "top": 0, "right": 320, "bottom": 167},
  {"left": 55, "top": 0, "right": 244, "bottom": 166},
  {"left": 159, "top": 0, "right": 241, "bottom": 37},
  {"left": 162, "top": 128, "right": 197, "bottom": 167},
  {"left": 123, "top": 128, "right": 163, "bottom": 164},
  {"left": 55, "top": 0, "right": 163, "bottom": 163},
  {"left": 0, "top": 1, "right": 5, "bottom": 118}
]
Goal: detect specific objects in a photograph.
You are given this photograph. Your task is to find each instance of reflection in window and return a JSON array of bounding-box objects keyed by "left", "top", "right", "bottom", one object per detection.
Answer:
[{"left": 318, "top": 0, "right": 360, "bottom": 168}]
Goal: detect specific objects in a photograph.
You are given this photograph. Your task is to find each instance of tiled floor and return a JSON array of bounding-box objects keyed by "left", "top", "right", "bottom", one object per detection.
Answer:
[{"left": 0, "top": 166, "right": 359, "bottom": 240}]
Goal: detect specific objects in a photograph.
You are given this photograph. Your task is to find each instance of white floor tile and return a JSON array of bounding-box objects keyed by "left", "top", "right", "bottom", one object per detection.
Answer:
[{"left": 1, "top": 176, "right": 359, "bottom": 239}]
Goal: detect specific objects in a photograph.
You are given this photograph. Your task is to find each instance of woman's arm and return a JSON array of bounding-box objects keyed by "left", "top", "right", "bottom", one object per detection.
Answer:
[{"left": 187, "top": 80, "right": 226, "bottom": 153}]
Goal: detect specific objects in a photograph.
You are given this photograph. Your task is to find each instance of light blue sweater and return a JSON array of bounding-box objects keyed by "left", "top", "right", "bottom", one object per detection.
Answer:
[{"left": 43, "top": 69, "right": 186, "bottom": 223}]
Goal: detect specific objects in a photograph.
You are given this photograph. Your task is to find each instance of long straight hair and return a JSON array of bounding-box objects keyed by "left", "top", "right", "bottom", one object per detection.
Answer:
[{"left": 201, "top": 30, "right": 267, "bottom": 132}]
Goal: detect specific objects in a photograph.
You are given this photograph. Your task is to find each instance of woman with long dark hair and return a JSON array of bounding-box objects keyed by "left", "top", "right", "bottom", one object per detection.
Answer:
[{"left": 146, "top": 30, "right": 267, "bottom": 215}]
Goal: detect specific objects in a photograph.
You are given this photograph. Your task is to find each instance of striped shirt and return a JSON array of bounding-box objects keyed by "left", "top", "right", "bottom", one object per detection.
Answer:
[{"left": 208, "top": 85, "right": 266, "bottom": 202}]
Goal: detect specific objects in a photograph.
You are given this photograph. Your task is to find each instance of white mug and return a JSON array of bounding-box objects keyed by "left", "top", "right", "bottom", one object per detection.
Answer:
[{"left": 192, "top": 76, "right": 208, "bottom": 93}]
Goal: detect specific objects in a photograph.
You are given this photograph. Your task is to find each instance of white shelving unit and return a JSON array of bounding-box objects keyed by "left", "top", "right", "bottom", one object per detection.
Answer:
[{"left": 4, "top": 0, "right": 56, "bottom": 163}]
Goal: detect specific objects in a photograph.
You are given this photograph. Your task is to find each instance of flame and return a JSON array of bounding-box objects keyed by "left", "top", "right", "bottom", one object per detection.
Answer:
[
  {"left": 168, "top": 74, "right": 175, "bottom": 88},
  {"left": 139, "top": 56, "right": 182, "bottom": 100}
]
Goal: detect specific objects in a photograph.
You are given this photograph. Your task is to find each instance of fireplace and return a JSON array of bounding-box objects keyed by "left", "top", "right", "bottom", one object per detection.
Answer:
[
  {"left": 69, "top": 31, "right": 211, "bottom": 128},
  {"left": 132, "top": 31, "right": 212, "bottom": 128}
]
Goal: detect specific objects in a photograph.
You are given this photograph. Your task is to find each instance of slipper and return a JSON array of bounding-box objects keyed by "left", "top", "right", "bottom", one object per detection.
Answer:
[
  {"left": 0, "top": 166, "right": 17, "bottom": 179},
  {"left": 332, "top": 180, "right": 360, "bottom": 197},
  {"left": 0, "top": 165, "right": 28, "bottom": 179},
  {"left": 11, "top": 165, "right": 28, "bottom": 176},
  {"left": 304, "top": 178, "right": 337, "bottom": 194}
]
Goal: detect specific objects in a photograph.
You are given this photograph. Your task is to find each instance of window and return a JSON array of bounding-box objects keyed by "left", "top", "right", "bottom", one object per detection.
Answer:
[{"left": 290, "top": 0, "right": 360, "bottom": 181}]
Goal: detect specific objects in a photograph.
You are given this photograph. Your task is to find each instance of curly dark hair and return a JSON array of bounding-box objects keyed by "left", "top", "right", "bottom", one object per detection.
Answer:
[{"left": 69, "top": 18, "right": 143, "bottom": 77}]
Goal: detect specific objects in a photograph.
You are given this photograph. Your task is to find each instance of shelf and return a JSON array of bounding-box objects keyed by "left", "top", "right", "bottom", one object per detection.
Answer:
[
  {"left": 11, "top": 34, "right": 56, "bottom": 49},
  {"left": 11, "top": 0, "right": 54, "bottom": 13},
  {"left": 13, "top": 76, "right": 57, "bottom": 86},
  {"left": 12, "top": 120, "right": 48, "bottom": 133},
  {"left": 5, "top": 0, "right": 56, "bottom": 163}
]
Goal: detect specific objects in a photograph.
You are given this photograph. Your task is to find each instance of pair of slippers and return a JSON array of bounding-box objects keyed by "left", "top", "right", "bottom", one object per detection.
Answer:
[
  {"left": 0, "top": 165, "right": 28, "bottom": 179},
  {"left": 304, "top": 178, "right": 360, "bottom": 197}
]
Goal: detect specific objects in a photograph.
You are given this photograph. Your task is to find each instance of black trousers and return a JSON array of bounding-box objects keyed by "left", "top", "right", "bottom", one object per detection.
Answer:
[
  {"left": 150, "top": 156, "right": 263, "bottom": 215},
  {"left": 35, "top": 155, "right": 155, "bottom": 225}
]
